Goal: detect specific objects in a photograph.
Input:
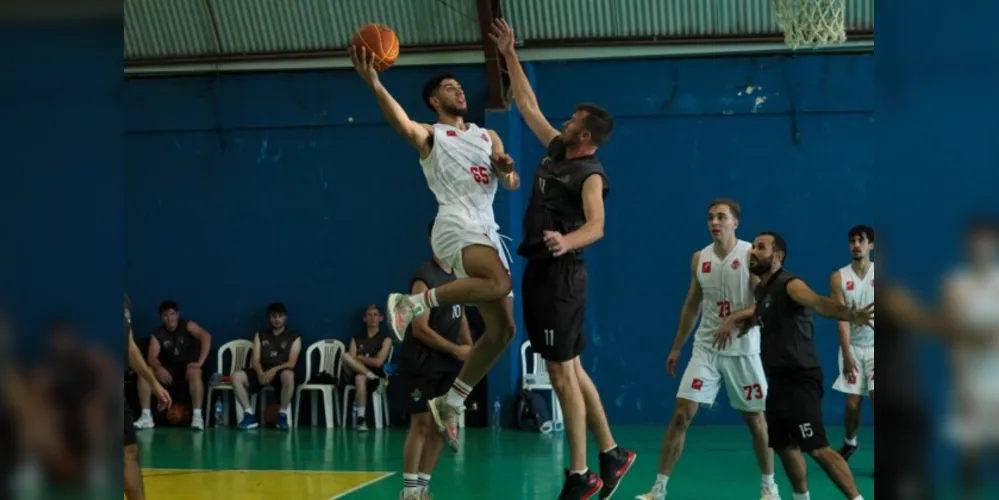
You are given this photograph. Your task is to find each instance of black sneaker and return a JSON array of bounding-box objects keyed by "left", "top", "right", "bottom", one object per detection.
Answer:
[
  {"left": 597, "top": 447, "right": 637, "bottom": 498},
  {"left": 838, "top": 442, "right": 858, "bottom": 461},
  {"left": 558, "top": 469, "right": 603, "bottom": 500}
]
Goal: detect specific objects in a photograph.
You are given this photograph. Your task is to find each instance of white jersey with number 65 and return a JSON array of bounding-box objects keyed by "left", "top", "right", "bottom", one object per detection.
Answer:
[
  {"left": 418, "top": 122, "right": 498, "bottom": 227},
  {"left": 694, "top": 240, "right": 761, "bottom": 356}
]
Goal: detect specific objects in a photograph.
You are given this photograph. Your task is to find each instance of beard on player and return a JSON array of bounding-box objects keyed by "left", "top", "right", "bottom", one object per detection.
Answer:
[
  {"left": 437, "top": 96, "right": 466, "bottom": 119},
  {"left": 748, "top": 252, "right": 775, "bottom": 276}
]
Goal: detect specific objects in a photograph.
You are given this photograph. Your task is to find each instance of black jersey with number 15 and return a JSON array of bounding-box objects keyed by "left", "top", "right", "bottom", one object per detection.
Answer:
[
  {"left": 397, "top": 260, "right": 464, "bottom": 375},
  {"left": 517, "top": 137, "right": 610, "bottom": 260},
  {"left": 754, "top": 268, "right": 821, "bottom": 374}
]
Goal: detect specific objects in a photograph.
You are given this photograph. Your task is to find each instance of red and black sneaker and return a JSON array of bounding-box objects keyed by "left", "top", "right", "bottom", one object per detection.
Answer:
[
  {"left": 598, "top": 446, "right": 637, "bottom": 498},
  {"left": 558, "top": 469, "right": 603, "bottom": 500}
]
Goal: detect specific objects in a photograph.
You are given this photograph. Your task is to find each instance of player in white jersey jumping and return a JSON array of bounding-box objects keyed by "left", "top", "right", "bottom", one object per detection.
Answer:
[
  {"left": 942, "top": 217, "right": 999, "bottom": 498},
  {"left": 350, "top": 48, "right": 520, "bottom": 450},
  {"left": 637, "top": 199, "right": 779, "bottom": 500},
  {"left": 829, "top": 225, "right": 875, "bottom": 461}
]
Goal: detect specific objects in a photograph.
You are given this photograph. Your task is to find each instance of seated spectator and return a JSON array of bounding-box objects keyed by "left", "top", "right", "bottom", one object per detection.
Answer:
[
  {"left": 134, "top": 300, "right": 212, "bottom": 430},
  {"left": 230, "top": 303, "right": 302, "bottom": 430},
  {"left": 341, "top": 304, "right": 392, "bottom": 430}
]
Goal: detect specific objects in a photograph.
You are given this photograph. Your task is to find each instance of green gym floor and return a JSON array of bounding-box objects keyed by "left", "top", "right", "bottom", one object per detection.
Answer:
[{"left": 136, "top": 425, "right": 874, "bottom": 499}]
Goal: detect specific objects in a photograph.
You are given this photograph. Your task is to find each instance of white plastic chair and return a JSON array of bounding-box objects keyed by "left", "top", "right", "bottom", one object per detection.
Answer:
[
  {"left": 520, "top": 340, "right": 564, "bottom": 426},
  {"left": 341, "top": 345, "right": 393, "bottom": 428},
  {"left": 205, "top": 339, "right": 253, "bottom": 426},
  {"left": 293, "top": 339, "right": 345, "bottom": 428}
]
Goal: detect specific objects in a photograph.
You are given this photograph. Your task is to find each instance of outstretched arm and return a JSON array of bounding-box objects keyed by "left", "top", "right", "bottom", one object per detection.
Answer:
[
  {"left": 489, "top": 19, "right": 560, "bottom": 146},
  {"left": 786, "top": 278, "right": 860, "bottom": 323},
  {"left": 350, "top": 46, "right": 433, "bottom": 157}
]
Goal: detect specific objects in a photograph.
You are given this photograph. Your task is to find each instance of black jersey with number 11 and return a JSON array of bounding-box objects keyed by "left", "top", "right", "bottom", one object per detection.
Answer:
[{"left": 517, "top": 137, "right": 609, "bottom": 260}]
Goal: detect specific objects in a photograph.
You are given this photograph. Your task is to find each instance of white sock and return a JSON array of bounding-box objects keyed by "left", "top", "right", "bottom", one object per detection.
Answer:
[
  {"left": 408, "top": 289, "right": 438, "bottom": 311},
  {"left": 851, "top": 497, "right": 863, "bottom": 500},
  {"left": 141, "top": 409, "right": 152, "bottom": 418},
  {"left": 792, "top": 493, "right": 810, "bottom": 500},
  {"left": 279, "top": 409, "right": 288, "bottom": 416},
  {"left": 762, "top": 474, "right": 775, "bottom": 486},
  {"left": 570, "top": 468, "right": 588, "bottom": 476},
  {"left": 655, "top": 474, "right": 669, "bottom": 487},
  {"left": 845, "top": 436, "right": 858, "bottom": 446},
  {"left": 417, "top": 473, "right": 431, "bottom": 491},
  {"left": 357, "top": 407, "right": 366, "bottom": 418},
  {"left": 192, "top": 409, "right": 202, "bottom": 417},
  {"left": 602, "top": 445, "right": 617, "bottom": 454},
  {"left": 366, "top": 371, "right": 378, "bottom": 380},
  {"left": 243, "top": 408, "right": 254, "bottom": 416},
  {"left": 403, "top": 473, "right": 419, "bottom": 495},
  {"left": 445, "top": 379, "right": 473, "bottom": 406}
]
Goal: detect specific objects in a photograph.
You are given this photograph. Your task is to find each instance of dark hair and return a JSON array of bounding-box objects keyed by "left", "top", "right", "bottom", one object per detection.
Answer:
[
  {"left": 708, "top": 198, "right": 741, "bottom": 220},
  {"left": 575, "top": 103, "right": 614, "bottom": 145},
  {"left": 428, "top": 219, "right": 435, "bottom": 239},
  {"left": 422, "top": 73, "right": 457, "bottom": 112},
  {"left": 848, "top": 225, "right": 875, "bottom": 243},
  {"left": 365, "top": 304, "right": 382, "bottom": 315},
  {"left": 966, "top": 214, "right": 999, "bottom": 237},
  {"left": 267, "top": 302, "right": 287, "bottom": 315},
  {"left": 759, "top": 231, "right": 788, "bottom": 263},
  {"left": 158, "top": 300, "right": 178, "bottom": 314}
]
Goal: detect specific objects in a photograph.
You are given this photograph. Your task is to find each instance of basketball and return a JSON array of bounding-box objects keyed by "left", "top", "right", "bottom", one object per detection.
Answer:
[
  {"left": 167, "top": 403, "right": 190, "bottom": 425},
  {"left": 350, "top": 24, "right": 399, "bottom": 72},
  {"left": 264, "top": 403, "right": 281, "bottom": 426}
]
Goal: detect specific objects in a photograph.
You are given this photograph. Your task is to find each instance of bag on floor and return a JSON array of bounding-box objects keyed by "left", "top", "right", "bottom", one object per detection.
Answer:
[{"left": 515, "top": 389, "right": 551, "bottom": 432}]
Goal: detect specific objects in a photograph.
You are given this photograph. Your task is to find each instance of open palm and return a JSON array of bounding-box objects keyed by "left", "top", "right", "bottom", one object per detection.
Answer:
[{"left": 489, "top": 18, "right": 516, "bottom": 55}]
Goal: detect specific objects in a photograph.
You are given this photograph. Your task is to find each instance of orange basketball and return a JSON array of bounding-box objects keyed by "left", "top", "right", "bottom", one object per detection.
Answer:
[
  {"left": 167, "top": 403, "right": 190, "bottom": 425},
  {"left": 351, "top": 23, "right": 399, "bottom": 72},
  {"left": 264, "top": 404, "right": 281, "bottom": 426}
]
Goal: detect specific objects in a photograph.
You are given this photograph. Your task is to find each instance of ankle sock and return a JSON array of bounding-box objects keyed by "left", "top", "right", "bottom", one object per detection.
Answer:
[
  {"left": 403, "top": 473, "right": 419, "bottom": 495},
  {"left": 762, "top": 474, "right": 775, "bottom": 486},
  {"left": 408, "top": 289, "right": 438, "bottom": 311},
  {"left": 417, "top": 473, "right": 431, "bottom": 490},
  {"left": 792, "top": 493, "right": 810, "bottom": 500},
  {"left": 445, "top": 379, "right": 473, "bottom": 406},
  {"left": 845, "top": 436, "right": 858, "bottom": 446},
  {"left": 655, "top": 474, "right": 669, "bottom": 487}
]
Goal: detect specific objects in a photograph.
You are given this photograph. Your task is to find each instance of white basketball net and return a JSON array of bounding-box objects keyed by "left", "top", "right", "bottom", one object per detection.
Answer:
[{"left": 771, "top": 0, "right": 847, "bottom": 50}]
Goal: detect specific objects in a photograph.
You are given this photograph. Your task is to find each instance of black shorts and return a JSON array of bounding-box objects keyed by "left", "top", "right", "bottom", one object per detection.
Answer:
[
  {"left": 124, "top": 403, "right": 137, "bottom": 447},
  {"left": 246, "top": 368, "right": 294, "bottom": 395},
  {"left": 163, "top": 362, "right": 192, "bottom": 386},
  {"left": 765, "top": 368, "right": 829, "bottom": 452},
  {"left": 522, "top": 257, "right": 588, "bottom": 362},
  {"left": 398, "top": 371, "right": 457, "bottom": 416}
]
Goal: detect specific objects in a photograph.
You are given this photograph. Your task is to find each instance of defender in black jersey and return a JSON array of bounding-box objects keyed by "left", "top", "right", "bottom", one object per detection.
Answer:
[
  {"left": 397, "top": 221, "right": 472, "bottom": 499},
  {"left": 124, "top": 295, "right": 171, "bottom": 500},
  {"left": 491, "top": 18, "right": 636, "bottom": 500},
  {"left": 746, "top": 233, "right": 872, "bottom": 500}
]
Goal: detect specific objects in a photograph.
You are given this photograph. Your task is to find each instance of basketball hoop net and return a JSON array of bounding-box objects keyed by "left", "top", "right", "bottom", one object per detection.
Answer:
[{"left": 771, "top": 0, "right": 847, "bottom": 50}]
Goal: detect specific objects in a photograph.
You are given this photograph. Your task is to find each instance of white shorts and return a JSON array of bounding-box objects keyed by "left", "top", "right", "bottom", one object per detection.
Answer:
[
  {"left": 430, "top": 213, "right": 513, "bottom": 297},
  {"left": 676, "top": 344, "right": 768, "bottom": 412},
  {"left": 832, "top": 344, "right": 874, "bottom": 396}
]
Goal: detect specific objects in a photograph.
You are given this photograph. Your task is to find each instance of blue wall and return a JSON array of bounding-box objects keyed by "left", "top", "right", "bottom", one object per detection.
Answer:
[{"left": 124, "top": 53, "right": 877, "bottom": 425}]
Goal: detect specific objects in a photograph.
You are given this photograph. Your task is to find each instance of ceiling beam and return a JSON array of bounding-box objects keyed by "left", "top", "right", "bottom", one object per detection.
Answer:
[{"left": 474, "top": 0, "right": 508, "bottom": 110}]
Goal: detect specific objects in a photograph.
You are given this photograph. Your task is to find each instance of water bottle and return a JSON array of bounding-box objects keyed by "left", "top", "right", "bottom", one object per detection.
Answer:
[
  {"left": 214, "top": 400, "right": 224, "bottom": 427},
  {"left": 491, "top": 398, "right": 501, "bottom": 429}
]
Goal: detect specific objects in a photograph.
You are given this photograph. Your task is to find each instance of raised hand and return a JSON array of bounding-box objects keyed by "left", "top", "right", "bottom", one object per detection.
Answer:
[
  {"left": 488, "top": 18, "right": 516, "bottom": 56},
  {"left": 349, "top": 45, "right": 379, "bottom": 85}
]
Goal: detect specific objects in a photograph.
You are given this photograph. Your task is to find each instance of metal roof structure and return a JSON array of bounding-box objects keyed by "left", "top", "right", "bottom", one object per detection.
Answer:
[{"left": 125, "top": 0, "right": 873, "bottom": 61}]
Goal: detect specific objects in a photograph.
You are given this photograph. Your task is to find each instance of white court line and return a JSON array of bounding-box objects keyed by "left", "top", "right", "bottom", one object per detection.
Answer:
[{"left": 327, "top": 472, "right": 396, "bottom": 500}]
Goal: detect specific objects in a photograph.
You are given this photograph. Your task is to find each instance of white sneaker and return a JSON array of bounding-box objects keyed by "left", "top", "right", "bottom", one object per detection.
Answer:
[
  {"left": 427, "top": 396, "right": 463, "bottom": 452},
  {"left": 133, "top": 414, "right": 155, "bottom": 429},
  {"left": 191, "top": 413, "right": 204, "bottom": 430},
  {"left": 636, "top": 483, "right": 666, "bottom": 500},
  {"left": 386, "top": 293, "right": 420, "bottom": 342},
  {"left": 761, "top": 482, "right": 781, "bottom": 500}
]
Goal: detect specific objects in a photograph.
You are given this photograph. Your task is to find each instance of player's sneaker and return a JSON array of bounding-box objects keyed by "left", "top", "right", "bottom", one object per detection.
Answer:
[
  {"left": 190, "top": 413, "right": 204, "bottom": 430},
  {"left": 760, "top": 482, "right": 781, "bottom": 500},
  {"left": 635, "top": 483, "right": 666, "bottom": 500},
  {"left": 560, "top": 469, "right": 603, "bottom": 500},
  {"left": 598, "top": 446, "right": 637, "bottom": 498},
  {"left": 838, "top": 442, "right": 858, "bottom": 461},
  {"left": 133, "top": 414, "right": 155, "bottom": 429},
  {"left": 427, "top": 395, "right": 463, "bottom": 452},
  {"left": 399, "top": 490, "right": 420, "bottom": 500},
  {"left": 387, "top": 293, "right": 423, "bottom": 342}
]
